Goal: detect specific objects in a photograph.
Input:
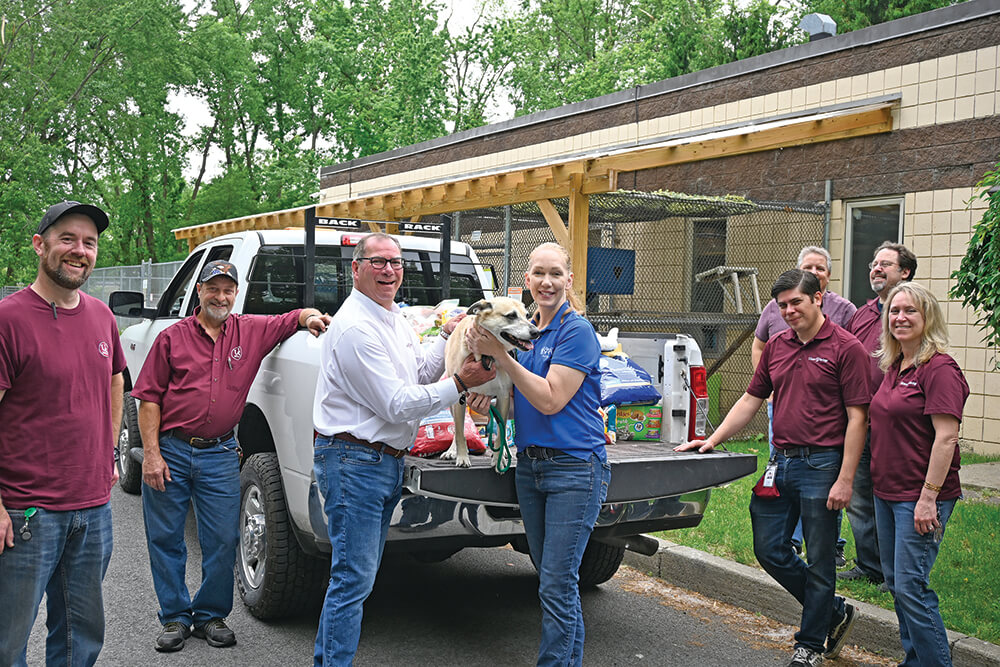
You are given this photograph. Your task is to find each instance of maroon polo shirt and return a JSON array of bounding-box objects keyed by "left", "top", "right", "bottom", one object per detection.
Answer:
[
  {"left": 748, "top": 317, "right": 871, "bottom": 449},
  {"left": 0, "top": 288, "right": 127, "bottom": 510},
  {"left": 132, "top": 308, "right": 301, "bottom": 438},
  {"left": 869, "top": 353, "right": 968, "bottom": 502},
  {"left": 846, "top": 298, "right": 883, "bottom": 399}
]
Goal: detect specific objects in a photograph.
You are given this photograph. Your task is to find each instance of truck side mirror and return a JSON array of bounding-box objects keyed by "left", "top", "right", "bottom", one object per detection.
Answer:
[{"left": 109, "top": 291, "right": 155, "bottom": 319}]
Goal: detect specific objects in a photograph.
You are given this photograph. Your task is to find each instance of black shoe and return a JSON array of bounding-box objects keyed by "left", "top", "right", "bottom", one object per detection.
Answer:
[
  {"left": 788, "top": 646, "right": 824, "bottom": 666},
  {"left": 192, "top": 618, "right": 236, "bottom": 648},
  {"left": 837, "top": 565, "right": 883, "bottom": 584},
  {"left": 155, "top": 622, "right": 191, "bottom": 653},
  {"left": 878, "top": 580, "right": 890, "bottom": 593},
  {"left": 834, "top": 545, "right": 847, "bottom": 569},
  {"left": 825, "top": 603, "right": 856, "bottom": 659}
]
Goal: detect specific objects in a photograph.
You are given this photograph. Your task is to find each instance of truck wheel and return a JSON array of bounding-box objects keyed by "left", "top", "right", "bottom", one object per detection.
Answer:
[
  {"left": 236, "top": 452, "right": 328, "bottom": 619},
  {"left": 577, "top": 538, "right": 625, "bottom": 588},
  {"left": 116, "top": 391, "right": 143, "bottom": 495}
]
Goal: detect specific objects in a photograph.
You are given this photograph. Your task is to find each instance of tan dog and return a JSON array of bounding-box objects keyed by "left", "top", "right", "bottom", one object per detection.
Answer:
[{"left": 442, "top": 297, "right": 539, "bottom": 467}]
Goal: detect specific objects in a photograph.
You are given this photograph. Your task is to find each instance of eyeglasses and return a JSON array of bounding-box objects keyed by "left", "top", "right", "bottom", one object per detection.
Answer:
[
  {"left": 358, "top": 256, "right": 404, "bottom": 270},
  {"left": 869, "top": 260, "right": 898, "bottom": 270}
]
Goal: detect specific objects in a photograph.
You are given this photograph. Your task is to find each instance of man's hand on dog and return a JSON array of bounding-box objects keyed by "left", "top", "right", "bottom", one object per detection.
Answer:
[
  {"left": 458, "top": 353, "right": 496, "bottom": 389},
  {"left": 442, "top": 313, "right": 466, "bottom": 337}
]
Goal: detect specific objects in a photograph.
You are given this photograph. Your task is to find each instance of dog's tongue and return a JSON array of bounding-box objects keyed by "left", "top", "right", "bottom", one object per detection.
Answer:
[{"left": 521, "top": 341, "right": 534, "bottom": 351}]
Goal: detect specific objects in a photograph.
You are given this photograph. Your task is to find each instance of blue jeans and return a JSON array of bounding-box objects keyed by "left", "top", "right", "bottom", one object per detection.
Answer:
[
  {"left": 516, "top": 450, "right": 610, "bottom": 667},
  {"left": 875, "top": 496, "right": 956, "bottom": 667},
  {"left": 750, "top": 448, "right": 847, "bottom": 653},
  {"left": 313, "top": 435, "right": 404, "bottom": 667},
  {"left": 767, "top": 402, "right": 845, "bottom": 551},
  {"left": 0, "top": 503, "right": 113, "bottom": 667},
  {"left": 845, "top": 434, "right": 882, "bottom": 579},
  {"left": 142, "top": 434, "right": 241, "bottom": 627}
]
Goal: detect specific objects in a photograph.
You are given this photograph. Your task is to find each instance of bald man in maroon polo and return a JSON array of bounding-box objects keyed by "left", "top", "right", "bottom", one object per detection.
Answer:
[{"left": 677, "top": 269, "right": 870, "bottom": 666}]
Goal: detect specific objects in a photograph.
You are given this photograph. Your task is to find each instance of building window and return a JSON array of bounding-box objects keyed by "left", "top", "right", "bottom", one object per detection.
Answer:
[
  {"left": 691, "top": 218, "right": 727, "bottom": 313},
  {"left": 844, "top": 199, "right": 903, "bottom": 306}
]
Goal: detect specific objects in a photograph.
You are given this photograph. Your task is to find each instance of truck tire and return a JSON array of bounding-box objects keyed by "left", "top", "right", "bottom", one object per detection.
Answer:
[
  {"left": 577, "top": 538, "right": 626, "bottom": 588},
  {"left": 116, "top": 391, "right": 143, "bottom": 495},
  {"left": 236, "top": 452, "right": 328, "bottom": 619}
]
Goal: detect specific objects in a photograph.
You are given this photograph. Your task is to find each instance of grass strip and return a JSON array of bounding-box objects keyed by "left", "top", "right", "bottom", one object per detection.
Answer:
[{"left": 657, "top": 439, "right": 1000, "bottom": 645}]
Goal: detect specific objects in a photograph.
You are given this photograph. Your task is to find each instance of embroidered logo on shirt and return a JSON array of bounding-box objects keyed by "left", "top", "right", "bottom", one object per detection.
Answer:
[
  {"left": 98, "top": 341, "right": 110, "bottom": 358},
  {"left": 900, "top": 380, "right": 918, "bottom": 387},
  {"left": 808, "top": 356, "right": 830, "bottom": 364},
  {"left": 230, "top": 346, "right": 243, "bottom": 362},
  {"left": 538, "top": 346, "right": 554, "bottom": 359}
]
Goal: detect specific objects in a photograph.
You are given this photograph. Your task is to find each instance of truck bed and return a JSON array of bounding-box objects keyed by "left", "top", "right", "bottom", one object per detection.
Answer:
[{"left": 404, "top": 443, "right": 757, "bottom": 507}]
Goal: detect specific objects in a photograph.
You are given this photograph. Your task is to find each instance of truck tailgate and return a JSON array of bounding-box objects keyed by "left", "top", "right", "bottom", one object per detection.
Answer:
[{"left": 403, "top": 443, "right": 757, "bottom": 507}]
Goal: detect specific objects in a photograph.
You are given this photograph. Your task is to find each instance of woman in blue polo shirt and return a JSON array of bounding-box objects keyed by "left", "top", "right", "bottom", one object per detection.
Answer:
[{"left": 469, "top": 242, "right": 609, "bottom": 667}]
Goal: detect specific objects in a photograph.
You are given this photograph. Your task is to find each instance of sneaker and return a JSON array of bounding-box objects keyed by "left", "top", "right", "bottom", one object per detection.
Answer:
[
  {"left": 155, "top": 622, "right": 191, "bottom": 653},
  {"left": 834, "top": 545, "right": 847, "bottom": 569},
  {"left": 837, "top": 565, "right": 883, "bottom": 584},
  {"left": 788, "top": 646, "right": 824, "bottom": 666},
  {"left": 791, "top": 541, "right": 803, "bottom": 557},
  {"left": 825, "top": 603, "right": 857, "bottom": 659},
  {"left": 192, "top": 618, "right": 236, "bottom": 648}
]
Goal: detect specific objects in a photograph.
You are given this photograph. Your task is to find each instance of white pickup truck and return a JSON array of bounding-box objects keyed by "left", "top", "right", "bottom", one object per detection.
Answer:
[{"left": 110, "top": 228, "right": 756, "bottom": 619}]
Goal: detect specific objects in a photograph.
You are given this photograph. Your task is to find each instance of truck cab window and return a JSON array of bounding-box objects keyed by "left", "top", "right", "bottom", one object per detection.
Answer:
[
  {"left": 183, "top": 245, "right": 234, "bottom": 317},
  {"left": 158, "top": 250, "right": 205, "bottom": 318}
]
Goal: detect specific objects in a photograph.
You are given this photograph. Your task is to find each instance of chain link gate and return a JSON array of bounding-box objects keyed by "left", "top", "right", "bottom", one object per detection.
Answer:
[{"left": 447, "top": 192, "right": 828, "bottom": 439}]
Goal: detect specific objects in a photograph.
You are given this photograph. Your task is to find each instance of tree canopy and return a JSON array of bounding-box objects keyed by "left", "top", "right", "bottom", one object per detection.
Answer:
[{"left": 0, "top": 0, "right": 960, "bottom": 283}]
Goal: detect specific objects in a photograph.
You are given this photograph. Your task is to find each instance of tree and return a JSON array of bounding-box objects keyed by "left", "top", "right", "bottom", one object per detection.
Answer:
[
  {"left": 803, "top": 0, "right": 957, "bottom": 33},
  {"left": 950, "top": 162, "right": 1000, "bottom": 368}
]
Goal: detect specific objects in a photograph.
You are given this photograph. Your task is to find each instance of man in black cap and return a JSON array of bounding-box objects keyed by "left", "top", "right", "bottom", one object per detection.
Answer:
[
  {"left": 131, "top": 260, "right": 330, "bottom": 653},
  {"left": 0, "top": 201, "right": 126, "bottom": 665}
]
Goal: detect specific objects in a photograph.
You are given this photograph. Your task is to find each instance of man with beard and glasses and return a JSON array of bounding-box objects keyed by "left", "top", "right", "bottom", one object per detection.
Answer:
[
  {"left": 838, "top": 241, "right": 917, "bottom": 588},
  {"left": 0, "top": 201, "right": 126, "bottom": 666},
  {"left": 131, "top": 260, "right": 331, "bottom": 653}
]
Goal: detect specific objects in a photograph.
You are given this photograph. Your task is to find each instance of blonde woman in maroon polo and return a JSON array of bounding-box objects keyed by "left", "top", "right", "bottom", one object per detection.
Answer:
[
  {"left": 870, "top": 282, "right": 968, "bottom": 667},
  {"left": 677, "top": 269, "right": 869, "bottom": 667}
]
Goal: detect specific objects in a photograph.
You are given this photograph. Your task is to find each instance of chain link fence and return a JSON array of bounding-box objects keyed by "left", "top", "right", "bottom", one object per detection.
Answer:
[{"left": 446, "top": 192, "right": 828, "bottom": 437}]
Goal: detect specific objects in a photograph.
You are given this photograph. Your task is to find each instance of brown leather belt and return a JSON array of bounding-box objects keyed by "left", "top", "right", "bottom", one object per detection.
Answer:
[
  {"left": 333, "top": 432, "right": 407, "bottom": 459},
  {"left": 164, "top": 429, "right": 236, "bottom": 449}
]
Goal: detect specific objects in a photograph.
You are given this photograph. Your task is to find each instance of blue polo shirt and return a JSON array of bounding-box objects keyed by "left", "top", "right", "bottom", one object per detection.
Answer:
[{"left": 513, "top": 302, "right": 606, "bottom": 461}]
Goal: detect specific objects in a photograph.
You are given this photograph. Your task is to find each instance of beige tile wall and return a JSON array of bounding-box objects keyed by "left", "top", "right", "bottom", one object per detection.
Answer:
[
  {"left": 320, "top": 45, "right": 1000, "bottom": 204},
  {"left": 832, "top": 188, "right": 997, "bottom": 455}
]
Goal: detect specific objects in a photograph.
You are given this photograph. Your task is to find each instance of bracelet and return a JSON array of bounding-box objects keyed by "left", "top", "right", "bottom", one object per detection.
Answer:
[
  {"left": 923, "top": 480, "right": 943, "bottom": 493},
  {"left": 439, "top": 329, "right": 450, "bottom": 340},
  {"left": 306, "top": 313, "right": 319, "bottom": 321},
  {"left": 453, "top": 373, "right": 469, "bottom": 393}
]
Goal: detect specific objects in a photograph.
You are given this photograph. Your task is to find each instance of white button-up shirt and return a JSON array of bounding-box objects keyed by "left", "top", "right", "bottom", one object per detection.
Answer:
[{"left": 312, "top": 289, "right": 460, "bottom": 450}]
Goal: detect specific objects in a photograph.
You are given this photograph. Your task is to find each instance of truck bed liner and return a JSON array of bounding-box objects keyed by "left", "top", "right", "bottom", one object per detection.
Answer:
[{"left": 404, "top": 444, "right": 757, "bottom": 506}]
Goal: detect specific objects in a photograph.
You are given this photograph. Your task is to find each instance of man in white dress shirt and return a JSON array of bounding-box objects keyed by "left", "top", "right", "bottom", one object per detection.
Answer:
[{"left": 311, "top": 233, "right": 495, "bottom": 666}]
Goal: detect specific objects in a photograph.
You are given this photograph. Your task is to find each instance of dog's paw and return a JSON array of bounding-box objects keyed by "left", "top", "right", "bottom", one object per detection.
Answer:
[
  {"left": 454, "top": 454, "right": 472, "bottom": 468},
  {"left": 440, "top": 443, "right": 457, "bottom": 460}
]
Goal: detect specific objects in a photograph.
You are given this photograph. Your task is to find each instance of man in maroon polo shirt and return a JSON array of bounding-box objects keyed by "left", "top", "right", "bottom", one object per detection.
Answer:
[
  {"left": 0, "top": 201, "right": 125, "bottom": 666},
  {"left": 838, "top": 241, "right": 917, "bottom": 587},
  {"left": 131, "top": 260, "right": 330, "bottom": 653},
  {"left": 677, "top": 269, "right": 870, "bottom": 667}
]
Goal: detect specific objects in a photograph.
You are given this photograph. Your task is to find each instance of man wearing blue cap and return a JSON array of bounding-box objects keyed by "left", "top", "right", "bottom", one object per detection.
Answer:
[
  {"left": 0, "top": 201, "right": 125, "bottom": 666},
  {"left": 132, "top": 259, "right": 330, "bottom": 653}
]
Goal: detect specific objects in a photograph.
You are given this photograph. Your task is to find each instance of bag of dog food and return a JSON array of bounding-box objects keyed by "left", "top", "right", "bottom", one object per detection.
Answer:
[
  {"left": 598, "top": 354, "right": 661, "bottom": 407},
  {"left": 411, "top": 408, "right": 486, "bottom": 457}
]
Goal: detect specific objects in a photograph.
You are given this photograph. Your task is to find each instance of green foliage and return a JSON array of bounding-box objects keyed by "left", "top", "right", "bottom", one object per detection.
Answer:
[
  {"left": 950, "top": 162, "right": 1000, "bottom": 369},
  {"left": 0, "top": 0, "right": 970, "bottom": 284},
  {"left": 804, "top": 0, "right": 957, "bottom": 33}
]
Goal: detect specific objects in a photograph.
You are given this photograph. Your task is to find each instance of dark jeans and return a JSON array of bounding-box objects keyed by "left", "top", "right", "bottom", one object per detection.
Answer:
[
  {"left": 845, "top": 434, "right": 882, "bottom": 579},
  {"left": 750, "top": 448, "right": 847, "bottom": 653}
]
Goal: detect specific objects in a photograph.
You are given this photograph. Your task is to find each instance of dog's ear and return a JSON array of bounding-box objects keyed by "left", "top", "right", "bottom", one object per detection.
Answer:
[{"left": 467, "top": 300, "right": 492, "bottom": 316}]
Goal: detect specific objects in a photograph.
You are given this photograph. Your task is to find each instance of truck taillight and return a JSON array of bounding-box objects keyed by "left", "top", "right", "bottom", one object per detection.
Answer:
[
  {"left": 688, "top": 366, "right": 708, "bottom": 441},
  {"left": 341, "top": 233, "right": 365, "bottom": 246}
]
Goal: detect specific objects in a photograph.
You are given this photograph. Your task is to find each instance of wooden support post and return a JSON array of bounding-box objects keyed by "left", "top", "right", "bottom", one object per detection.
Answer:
[
  {"left": 568, "top": 173, "right": 589, "bottom": 307},
  {"left": 537, "top": 199, "right": 570, "bottom": 248}
]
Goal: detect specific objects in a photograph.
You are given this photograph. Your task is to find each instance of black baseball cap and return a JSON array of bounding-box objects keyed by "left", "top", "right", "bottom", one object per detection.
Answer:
[
  {"left": 37, "top": 201, "right": 110, "bottom": 235},
  {"left": 199, "top": 260, "right": 239, "bottom": 284}
]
